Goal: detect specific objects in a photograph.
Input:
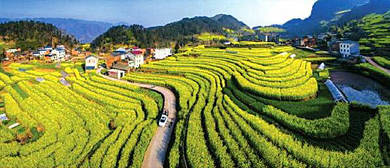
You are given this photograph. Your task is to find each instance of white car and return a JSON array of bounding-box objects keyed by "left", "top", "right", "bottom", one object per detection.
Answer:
[{"left": 158, "top": 115, "right": 168, "bottom": 127}]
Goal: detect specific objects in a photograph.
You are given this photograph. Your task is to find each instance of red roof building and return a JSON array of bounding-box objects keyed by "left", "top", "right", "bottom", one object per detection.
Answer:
[{"left": 131, "top": 50, "right": 143, "bottom": 55}]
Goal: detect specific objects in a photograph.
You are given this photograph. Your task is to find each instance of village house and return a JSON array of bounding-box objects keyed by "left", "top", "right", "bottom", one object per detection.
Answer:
[
  {"left": 56, "top": 45, "right": 65, "bottom": 50},
  {"left": 153, "top": 48, "right": 172, "bottom": 60},
  {"left": 107, "top": 69, "right": 126, "bottom": 79},
  {"left": 340, "top": 40, "right": 360, "bottom": 57},
  {"left": 302, "top": 36, "right": 317, "bottom": 47},
  {"left": 50, "top": 48, "right": 66, "bottom": 62},
  {"left": 112, "top": 62, "right": 131, "bottom": 73},
  {"left": 293, "top": 36, "right": 317, "bottom": 48},
  {"left": 317, "top": 33, "right": 328, "bottom": 42},
  {"left": 44, "top": 45, "right": 53, "bottom": 51},
  {"left": 106, "top": 55, "right": 121, "bottom": 69},
  {"left": 85, "top": 55, "right": 99, "bottom": 71},
  {"left": 38, "top": 49, "right": 48, "bottom": 56},
  {"left": 32, "top": 51, "right": 40, "bottom": 57},
  {"left": 131, "top": 46, "right": 143, "bottom": 52},
  {"left": 129, "top": 50, "right": 144, "bottom": 68},
  {"left": 6, "top": 48, "right": 18, "bottom": 54},
  {"left": 71, "top": 49, "right": 81, "bottom": 56},
  {"left": 112, "top": 48, "right": 128, "bottom": 60},
  {"left": 328, "top": 40, "right": 342, "bottom": 53}
]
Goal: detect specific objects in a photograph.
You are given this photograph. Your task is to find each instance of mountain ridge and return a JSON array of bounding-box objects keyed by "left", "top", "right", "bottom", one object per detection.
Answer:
[
  {"left": 91, "top": 14, "right": 249, "bottom": 50},
  {"left": 0, "top": 18, "right": 114, "bottom": 43},
  {"left": 280, "top": 0, "right": 371, "bottom": 36}
]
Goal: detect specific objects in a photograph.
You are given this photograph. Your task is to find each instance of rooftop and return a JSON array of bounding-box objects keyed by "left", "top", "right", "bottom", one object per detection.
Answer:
[
  {"left": 131, "top": 51, "right": 143, "bottom": 55},
  {"left": 112, "top": 62, "right": 131, "bottom": 71}
]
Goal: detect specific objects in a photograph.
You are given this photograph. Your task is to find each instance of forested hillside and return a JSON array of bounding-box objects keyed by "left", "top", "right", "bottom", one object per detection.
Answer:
[
  {"left": 91, "top": 15, "right": 248, "bottom": 51},
  {"left": 0, "top": 21, "right": 78, "bottom": 50},
  {"left": 337, "top": 11, "right": 390, "bottom": 56},
  {"left": 281, "top": 0, "right": 369, "bottom": 36}
]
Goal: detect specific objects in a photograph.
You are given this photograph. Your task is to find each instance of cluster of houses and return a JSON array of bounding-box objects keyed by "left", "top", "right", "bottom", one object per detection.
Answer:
[
  {"left": 292, "top": 36, "right": 317, "bottom": 48},
  {"left": 85, "top": 47, "right": 173, "bottom": 79},
  {"left": 291, "top": 34, "right": 360, "bottom": 58},
  {"left": 40, "top": 45, "right": 71, "bottom": 62},
  {"left": 5, "top": 45, "right": 71, "bottom": 63}
]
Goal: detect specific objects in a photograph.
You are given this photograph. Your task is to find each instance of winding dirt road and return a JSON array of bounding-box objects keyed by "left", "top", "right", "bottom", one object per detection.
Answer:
[
  {"left": 97, "top": 68, "right": 177, "bottom": 168},
  {"left": 364, "top": 56, "right": 390, "bottom": 74}
]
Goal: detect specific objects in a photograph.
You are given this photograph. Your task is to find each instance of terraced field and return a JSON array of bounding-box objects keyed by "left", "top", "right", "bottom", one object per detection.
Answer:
[
  {"left": 0, "top": 63, "right": 162, "bottom": 167},
  {"left": 121, "top": 46, "right": 389, "bottom": 167},
  {"left": 0, "top": 45, "right": 388, "bottom": 167}
]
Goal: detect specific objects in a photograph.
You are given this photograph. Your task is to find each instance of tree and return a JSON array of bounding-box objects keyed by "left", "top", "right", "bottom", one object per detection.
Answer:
[
  {"left": 174, "top": 42, "right": 180, "bottom": 54},
  {"left": 0, "top": 49, "right": 6, "bottom": 62}
]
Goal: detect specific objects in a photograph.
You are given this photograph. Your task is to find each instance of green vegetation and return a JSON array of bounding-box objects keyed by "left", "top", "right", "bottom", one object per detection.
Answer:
[
  {"left": 231, "top": 41, "right": 276, "bottom": 47},
  {"left": 341, "top": 11, "right": 390, "bottom": 56},
  {"left": 290, "top": 48, "right": 315, "bottom": 58},
  {"left": 0, "top": 63, "right": 160, "bottom": 167},
  {"left": 91, "top": 16, "right": 247, "bottom": 50},
  {"left": 257, "top": 27, "right": 286, "bottom": 33},
  {"left": 302, "top": 57, "right": 337, "bottom": 62},
  {"left": 373, "top": 56, "right": 390, "bottom": 70},
  {"left": 115, "top": 46, "right": 389, "bottom": 167},
  {"left": 0, "top": 21, "right": 78, "bottom": 50},
  {"left": 196, "top": 33, "right": 229, "bottom": 42},
  {"left": 0, "top": 44, "right": 388, "bottom": 167}
]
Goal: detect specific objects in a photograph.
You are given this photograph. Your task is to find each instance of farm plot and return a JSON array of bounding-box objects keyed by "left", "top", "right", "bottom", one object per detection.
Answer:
[
  {"left": 122, "top": 46, "right": 388, "bottom": 168},
  {"left": 0, "top": 64, "right": 161, "bottom": 167}
]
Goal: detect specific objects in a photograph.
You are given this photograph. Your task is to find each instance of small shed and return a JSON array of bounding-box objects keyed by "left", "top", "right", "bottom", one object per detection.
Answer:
[
  {"left": 290, "top": 54, "right": 296, "bottom": 58},
  {"left": 112, "top": 62, "right": 131, "bottom": 72},
  {"left": 8, "top": 123, "right": 20, "bottom": 129},
  {"left": 61, "top": 71, "right": 69, "bottom": 78},
  {"left": 60, "top": 78, "right": 71, "bottom": 87},
  {"left": 0, "top": 114, "right": 9, "bottom": 121},
  {"left": 108, "top": 69, "right": 126, "bottom": 79},
  {"left": 36, "top": 77, "right": 45, "bottom": 83},
  {"left": 318, "top": 63, "right": 326, "bottom": 70}
]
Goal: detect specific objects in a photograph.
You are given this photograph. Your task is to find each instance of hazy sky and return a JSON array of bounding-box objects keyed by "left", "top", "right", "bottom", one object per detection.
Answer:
[{"left": 0, "top": 0, "right": 317, "bottom": 27}]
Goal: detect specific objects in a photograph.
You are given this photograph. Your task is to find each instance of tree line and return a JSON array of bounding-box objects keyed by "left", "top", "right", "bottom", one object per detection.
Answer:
[
  {"left": 0, "top": 21, "right": 78, "bottom": 51},
  {"left": 91, "top": 17, "right": 230, "bottom": 51}
]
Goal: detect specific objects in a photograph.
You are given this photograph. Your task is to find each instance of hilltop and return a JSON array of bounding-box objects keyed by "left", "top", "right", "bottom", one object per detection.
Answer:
[
  {"left": 91, "top": 14, "right": 249, "bottom": 50},
  {"left": 0, "top": 21, "right": 78, "bottom": 50},
  {"left": 0, "top": 18, "right": 114, "bottom": 43},
  {"left": 280, "top": 0, "right": 390, "bottom": 36}
]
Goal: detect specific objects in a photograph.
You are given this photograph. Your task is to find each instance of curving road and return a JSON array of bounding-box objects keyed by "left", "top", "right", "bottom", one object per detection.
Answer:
[
  {"left": 364, "top": 56, "right": 390, "bottom": 74},
  {"left": 97, "top": 68, "right": 177, "bottom": 168}
]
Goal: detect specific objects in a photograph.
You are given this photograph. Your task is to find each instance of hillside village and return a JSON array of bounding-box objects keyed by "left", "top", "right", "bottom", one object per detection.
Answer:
[{"left": 3, "top": 44, "right": 172, "bottom": 79}]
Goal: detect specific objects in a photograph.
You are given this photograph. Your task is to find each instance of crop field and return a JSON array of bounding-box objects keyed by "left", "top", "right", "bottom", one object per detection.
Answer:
[
  {"left": 122, "top": 46, "right": 389, "bottom": 167},
  {"left": 196, "top": 33, "right": 231, "bottom": 42},
  {"left": 0, "top": 46, "right": 388, "bottom": 168},
  {"left": 373, "top": 56, "right": 390, "bottom": 70},
  {"left": 0, "top": 63, "right": 162, "bottom": 167}
]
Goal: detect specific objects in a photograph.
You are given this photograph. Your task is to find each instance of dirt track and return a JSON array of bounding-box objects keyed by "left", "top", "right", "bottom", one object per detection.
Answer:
[{"left": 97, "top": 68, "right": 177, "bottom": 168}]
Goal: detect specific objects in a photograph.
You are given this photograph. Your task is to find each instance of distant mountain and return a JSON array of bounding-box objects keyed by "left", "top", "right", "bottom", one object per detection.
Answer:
[
  {"left": 92, "top": 14, "right": 249, "bottom": 50},
  {"left": 282, "top": 0, "right": 370, "bottom": 36},
  {"left": 0, "top": 18, "right": 113, "bottom": 43},
  {"left": 0, "top": 21, "right": 78, "bottom": 50},
  {"left": 211, "top": 14, "right": 249, "bottom": 30},
  {"left": 337, "top": 0, "right": 390, "bottom": 23},
  {"left": 0, "top": 18, "right": 11, "bottom": 23}
]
